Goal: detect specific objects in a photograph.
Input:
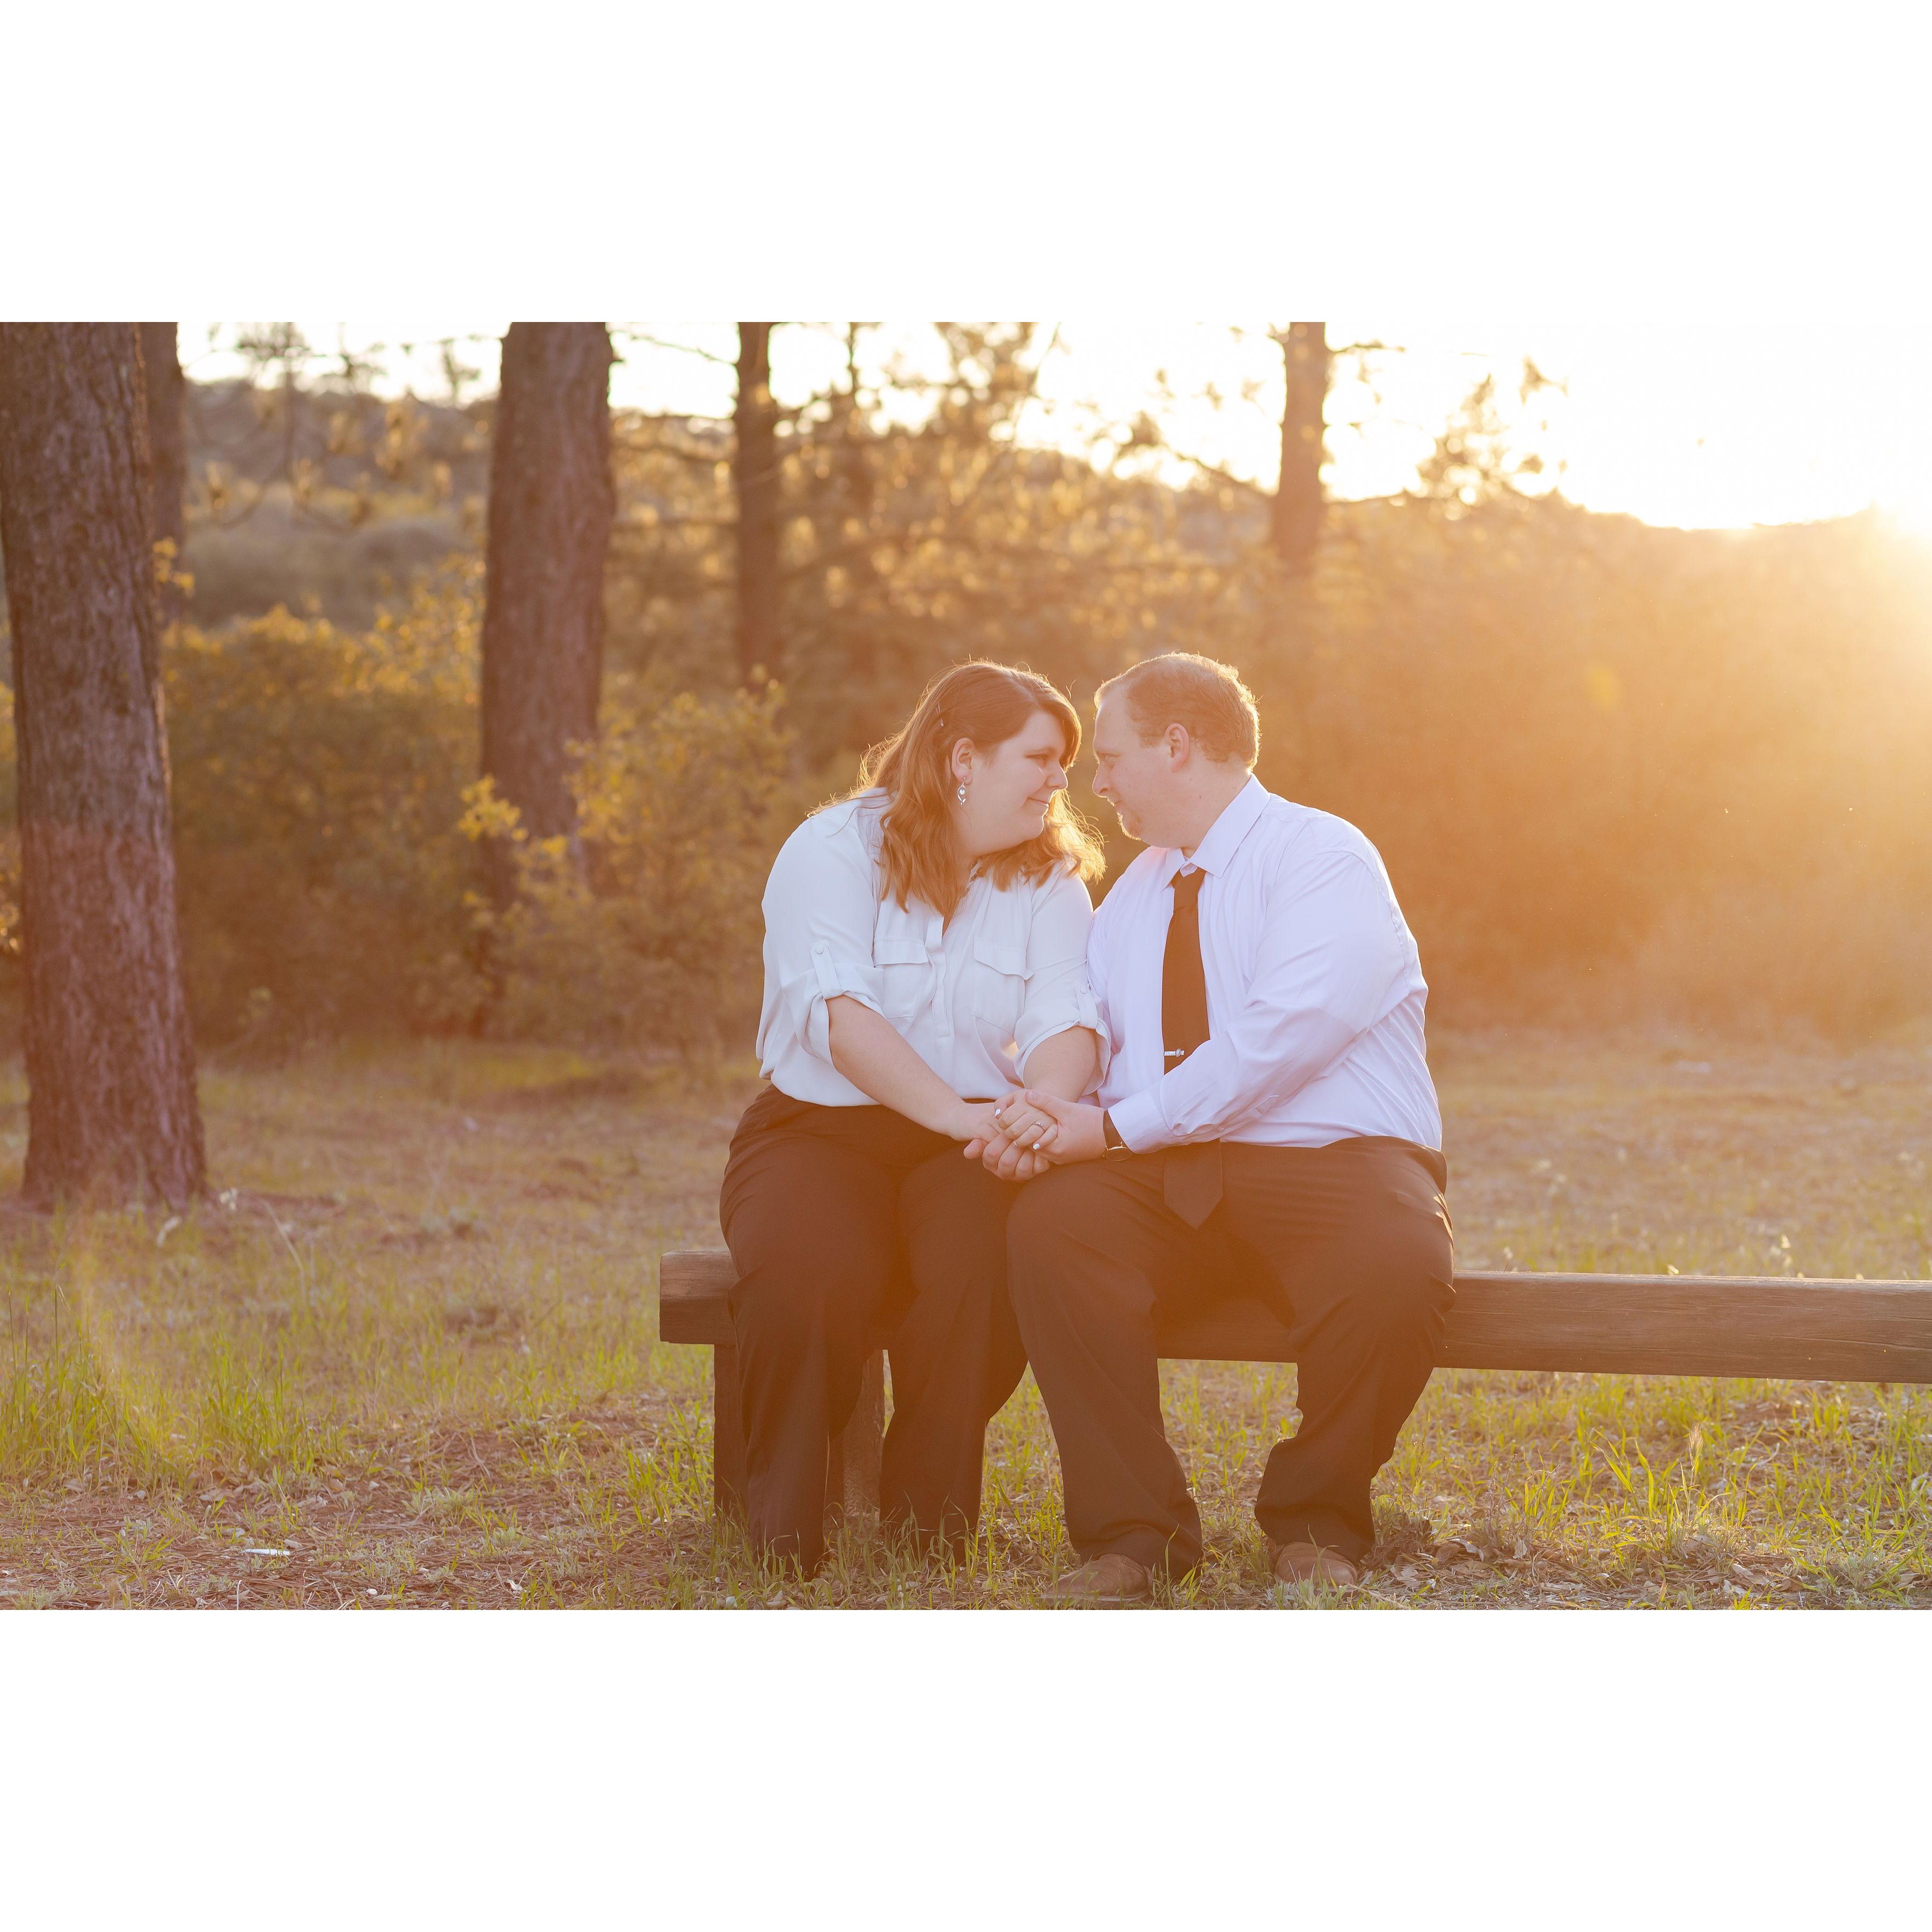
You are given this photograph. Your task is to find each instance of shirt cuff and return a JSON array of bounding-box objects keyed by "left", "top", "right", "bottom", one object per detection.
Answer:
[
  {"left": 802, "top": 943, "right": 883, "bottom": 1063},
  {"left": 1104, "top": 1087, "right": 1172, "bottom": 1153},
  {"left": 1014, "top": 984, "right": 1110, "bottom": 1087}
]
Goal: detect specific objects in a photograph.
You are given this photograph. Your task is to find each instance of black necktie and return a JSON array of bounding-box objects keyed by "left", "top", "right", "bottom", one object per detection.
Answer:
[{"left": 1161, "top": 867, "right": 1223, "bottom": 1227}]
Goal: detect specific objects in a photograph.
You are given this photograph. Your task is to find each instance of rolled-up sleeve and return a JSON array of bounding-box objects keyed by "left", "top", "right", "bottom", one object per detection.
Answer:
[
  {"left": 760, "top": 818, "right": 884, "bottom": 1070},
  {"left": 1013, "top": 869, "right": 1108, "bottom": 1084},
  {"left": 1107, "top": 849, "right": 1408, "bottom": 1151}
]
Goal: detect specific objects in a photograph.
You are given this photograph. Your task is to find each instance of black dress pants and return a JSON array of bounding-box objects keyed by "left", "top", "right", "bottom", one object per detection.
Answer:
[
  {"left": 1006, "top": 1138, "right": 1454, "bottom": 1574},
  {"left": 718, "top": 1085, "right": 1028, "bottom": 1571}
]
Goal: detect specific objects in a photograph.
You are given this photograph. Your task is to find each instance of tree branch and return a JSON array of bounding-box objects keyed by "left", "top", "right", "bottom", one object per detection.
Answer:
[
  {"left": 1170, "top": 451, "right": 1271, "bottom": 499},
  {"left": 619, "top": 331, "right": 738, "bottom": 368}
]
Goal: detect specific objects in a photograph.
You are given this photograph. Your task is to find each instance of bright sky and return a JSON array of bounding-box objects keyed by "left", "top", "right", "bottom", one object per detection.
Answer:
[{"left": 179, "top": 319, "right": 1932, "bottom": 536}]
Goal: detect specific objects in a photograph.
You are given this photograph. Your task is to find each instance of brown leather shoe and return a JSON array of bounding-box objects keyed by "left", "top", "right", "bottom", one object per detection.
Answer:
[
  {"left": 1045, "top": 1553, "right": 1153, "bottom": 1606},
  {"left": 1268, "top": 1539, "right": 1360, "bottom": 1593}
]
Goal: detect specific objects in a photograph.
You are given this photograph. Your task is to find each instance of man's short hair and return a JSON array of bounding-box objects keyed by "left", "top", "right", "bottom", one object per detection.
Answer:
[{"left": 1096, "top": 653, "right": 1260, "bottom": 769}]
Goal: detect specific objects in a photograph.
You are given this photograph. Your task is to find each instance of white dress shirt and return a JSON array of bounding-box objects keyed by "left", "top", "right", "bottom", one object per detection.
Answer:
[
  {"left": 756, "top": 790, "right": 1104, "bottom": 1107},
  {"left": 1095, "top": 776, "right": 1441, "bottom": 1153}
]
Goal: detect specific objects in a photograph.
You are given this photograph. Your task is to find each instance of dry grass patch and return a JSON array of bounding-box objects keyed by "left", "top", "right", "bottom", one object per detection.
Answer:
[{"left": 2, "top": 1028, "right": 1929, "bottom": 1609}]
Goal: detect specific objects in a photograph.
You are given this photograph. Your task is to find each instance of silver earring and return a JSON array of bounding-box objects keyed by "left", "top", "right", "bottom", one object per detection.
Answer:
[{"left": 956, "top": 782, "right": 968, "bottom": 804}]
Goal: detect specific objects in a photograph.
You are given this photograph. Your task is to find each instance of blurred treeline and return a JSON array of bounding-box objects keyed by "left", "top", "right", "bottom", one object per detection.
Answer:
[{"left": 1, "top": 323, "right": 1928, "bottom": 1052}]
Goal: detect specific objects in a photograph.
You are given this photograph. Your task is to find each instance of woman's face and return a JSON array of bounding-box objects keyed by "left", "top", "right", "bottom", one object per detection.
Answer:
[{"left": 950, "top": 708, "right": 1070, "bottom": 860}]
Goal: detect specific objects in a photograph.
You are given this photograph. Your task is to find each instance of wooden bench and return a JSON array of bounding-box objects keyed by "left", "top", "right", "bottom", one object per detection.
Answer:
[{"left": 659, "top": 1251, "right": 1932, "bottom": 1521}]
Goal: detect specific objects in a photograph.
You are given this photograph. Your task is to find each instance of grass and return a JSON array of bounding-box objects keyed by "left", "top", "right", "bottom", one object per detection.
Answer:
[{"left": 1, "top": 1026, "right": 1929, "bottom": 1611}]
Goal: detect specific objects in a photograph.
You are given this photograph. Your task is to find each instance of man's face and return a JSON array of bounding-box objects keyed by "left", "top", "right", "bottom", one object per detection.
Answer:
[{"left": 1090, "top": 696, "right": 1180, "bottom": 845}]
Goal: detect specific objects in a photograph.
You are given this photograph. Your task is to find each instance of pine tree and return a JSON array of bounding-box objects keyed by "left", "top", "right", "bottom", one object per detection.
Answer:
[
  {"left": 479, "top": 323, "right": 614, "bottom": 905},
  {"left": 0, "top": 323, "right": 206, "bottom": 1205}
]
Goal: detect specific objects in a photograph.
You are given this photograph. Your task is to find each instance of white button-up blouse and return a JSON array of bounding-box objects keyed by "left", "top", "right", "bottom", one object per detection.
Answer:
[{"left": 755, "top": 789, "right": 1105, "bottom": 1107}]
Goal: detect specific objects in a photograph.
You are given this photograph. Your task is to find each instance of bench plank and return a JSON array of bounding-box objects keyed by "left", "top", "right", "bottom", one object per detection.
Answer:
[{"left": 660, "top": 1249, "right": 1932, "bottom": 1384}]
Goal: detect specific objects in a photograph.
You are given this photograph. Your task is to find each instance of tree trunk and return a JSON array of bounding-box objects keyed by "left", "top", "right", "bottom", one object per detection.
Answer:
[
  {"left": 1271, "top": 321, "right": 1329, "bottom": 573},
  {"left": 0, "top": 323, "right": 206, "bottom": 1207},
  {"left": 138, "top": 323, "right": 187, "bottom": 637},
  {"left": 479, "top": 322, "right": 613, "bottom": 906},
  {"left": 734, "top": 323, "right": 782, "bottom": 686}
]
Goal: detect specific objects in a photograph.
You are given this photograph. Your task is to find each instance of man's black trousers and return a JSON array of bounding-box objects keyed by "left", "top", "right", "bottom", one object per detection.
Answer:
[
  {"left": 719, "top": 1086, "right": 1027, "bottom": 1571},
  {"left": 1006, "top": 1138, "right": 1454, "bottom": 1573}
]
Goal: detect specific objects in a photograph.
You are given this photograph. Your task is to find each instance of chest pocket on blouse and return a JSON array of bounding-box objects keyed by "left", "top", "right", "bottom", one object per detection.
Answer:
[
  {"left": 971, "top": 935, "right": 1033, "bottom": 1044},
  {"left": 873, "top": 901, "right": 934, "bottom": 1027}
]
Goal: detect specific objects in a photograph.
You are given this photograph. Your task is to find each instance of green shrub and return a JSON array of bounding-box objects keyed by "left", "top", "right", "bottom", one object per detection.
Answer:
[
  {"left": 165, "top": 560, "right": 486, "bottom": 1044},
  {"left": 476, "top": 679, "right": 808, "bottom": 1055},
  {"left": 0, "top": 562, "right": 815, "bottom": 1056}
]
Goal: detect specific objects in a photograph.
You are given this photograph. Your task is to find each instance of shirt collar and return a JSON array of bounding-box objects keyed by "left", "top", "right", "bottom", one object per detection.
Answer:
[{"left": 1160, "top": 775, "right": 1269, "bottom": 883}]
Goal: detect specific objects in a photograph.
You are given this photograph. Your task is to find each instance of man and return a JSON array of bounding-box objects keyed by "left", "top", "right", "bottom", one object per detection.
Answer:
[{"left": 974, "top": 653, "right": 1453, "bottom": 1605}]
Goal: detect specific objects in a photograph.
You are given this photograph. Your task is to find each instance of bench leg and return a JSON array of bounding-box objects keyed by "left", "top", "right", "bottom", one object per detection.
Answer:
[{"left": 712, "top": 1341, "right": 749, "bottom": 1521}]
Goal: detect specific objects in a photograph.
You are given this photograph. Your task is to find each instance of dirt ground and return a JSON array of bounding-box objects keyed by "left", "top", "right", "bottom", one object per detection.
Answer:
[{"left": 2, "top": 1024, "right": 1928, "bottom": 1609}]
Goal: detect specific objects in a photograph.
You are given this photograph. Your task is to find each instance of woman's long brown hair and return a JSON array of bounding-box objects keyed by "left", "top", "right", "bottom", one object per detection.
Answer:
[{"left": 845, "top": 661, "right": 1105, "bottom": 918}]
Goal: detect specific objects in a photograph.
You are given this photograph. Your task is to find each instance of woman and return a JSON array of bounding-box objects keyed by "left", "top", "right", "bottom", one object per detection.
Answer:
[{"left": 720, "top": 662, "right": 1106, "bottom": 1572}]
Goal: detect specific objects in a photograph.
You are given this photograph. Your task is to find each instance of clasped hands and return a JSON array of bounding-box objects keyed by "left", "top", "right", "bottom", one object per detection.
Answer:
[{"left": 961, "top": 1089, "right": 1108, "bottom": 1182}]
